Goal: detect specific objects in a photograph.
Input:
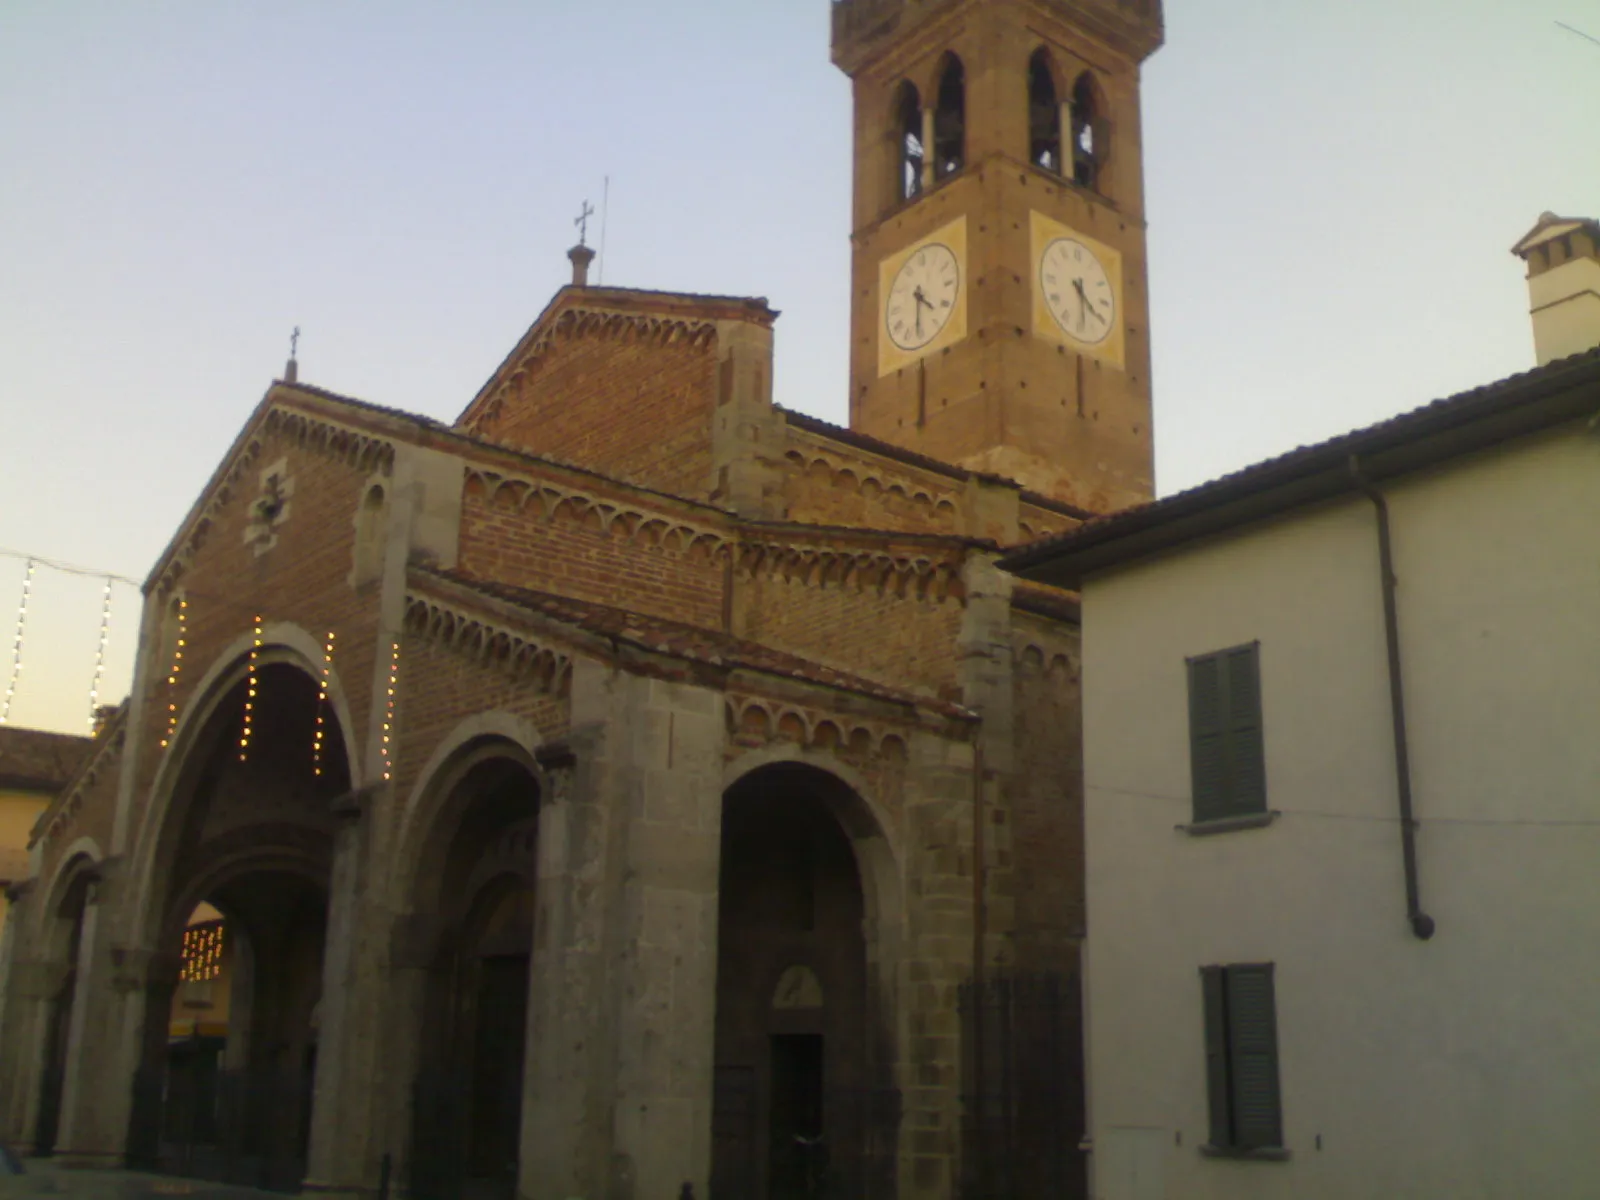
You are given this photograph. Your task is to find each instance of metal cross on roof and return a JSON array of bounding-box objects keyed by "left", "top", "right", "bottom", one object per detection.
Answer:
[
  {"left": 290, "top": 326, "right": 300, "bottom": 358},
  {"left": 575, "top": 200, "right": 596, "bottom": 247}
]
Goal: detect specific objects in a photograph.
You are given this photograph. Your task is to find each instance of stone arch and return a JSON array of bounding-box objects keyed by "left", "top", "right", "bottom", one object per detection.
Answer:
[
  {"left": 722, "top": 749, "right": 904, "bottom": 963},
  {"left": 713, "top": 753, "right": 906, "bottom": 1198},
  {"left": 126, "top": 622, "right": 360, "bottom": 939},
  {"left": 30, "top": 839, "right": 104, "bottom": 944},
  {"left": 388, "top": 731, "right": 543, "bottom": 1197},
  {"left": 390, "top": 714, "right": 546, "bottom": 909},
  {"left": 1029, "top": 45, "right": 1064, "bottom": 173}
]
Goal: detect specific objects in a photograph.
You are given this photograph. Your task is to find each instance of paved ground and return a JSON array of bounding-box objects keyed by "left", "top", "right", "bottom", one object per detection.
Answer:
[{"left": 0, "top": 1162, "right": 282, "bottom": 1200}]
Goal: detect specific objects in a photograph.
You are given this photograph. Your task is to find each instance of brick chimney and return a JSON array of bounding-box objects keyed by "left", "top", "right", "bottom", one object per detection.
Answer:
[{"left": 1512, "top": 213, "right": 1600, "bottom": 366}]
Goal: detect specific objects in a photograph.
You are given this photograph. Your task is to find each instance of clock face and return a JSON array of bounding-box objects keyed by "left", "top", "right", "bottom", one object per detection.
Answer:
[
  {"left": 885, "top": 243, "right": 961, "bottom": 352},
  {"left": 1040, "top": 237, "right": 1116, "bottom": 345}
]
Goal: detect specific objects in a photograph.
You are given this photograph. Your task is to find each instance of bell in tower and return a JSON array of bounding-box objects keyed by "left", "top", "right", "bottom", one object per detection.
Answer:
[{"left": 831, "top": 0, "right": 1164, "bottom": 514}]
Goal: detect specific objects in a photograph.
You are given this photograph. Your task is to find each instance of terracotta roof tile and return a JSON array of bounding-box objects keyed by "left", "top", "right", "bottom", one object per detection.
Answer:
[
  {"left": 1002, "top": 345, "right": 1600, "bottom": 578},
  {"left": 417, "top": 568, "right": 975, "bottom": 720},
  {"left": 0, "top": 726, "right": 93, "bottom": 793}
]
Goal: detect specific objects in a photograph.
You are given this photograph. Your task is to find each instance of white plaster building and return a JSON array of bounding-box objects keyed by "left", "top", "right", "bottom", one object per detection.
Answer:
[{"left": 1002, "top": 226, "right": 1600, "bottom": 1198}]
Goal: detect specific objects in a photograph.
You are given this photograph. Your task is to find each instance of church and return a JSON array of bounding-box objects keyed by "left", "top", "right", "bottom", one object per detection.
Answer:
[{"left": 0, "top": 2, "right": 1164, "bottom": 1198}]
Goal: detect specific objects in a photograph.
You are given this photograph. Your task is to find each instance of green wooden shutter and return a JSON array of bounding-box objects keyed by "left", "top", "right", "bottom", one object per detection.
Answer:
[
  {"left": 1225, "top": 964, "right": 1283, "bottom": 1149},
  {"left": 1224, "top": 645, "right": 1266, "bottom": 816},
  {"left": 1200, "top": 966, "right": 1232, "bottom": 1148},
  {"left": 1188, "top": 655, "right": 1228, "bottom": 822}
]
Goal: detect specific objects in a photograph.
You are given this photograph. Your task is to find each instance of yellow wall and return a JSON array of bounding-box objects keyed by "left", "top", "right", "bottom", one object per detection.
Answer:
[{"left": 0, "top": 788, "right": 50, "bottom": 932}]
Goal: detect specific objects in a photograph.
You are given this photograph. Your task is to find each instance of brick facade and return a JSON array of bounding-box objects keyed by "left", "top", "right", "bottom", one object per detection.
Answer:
[{"left": 0, "top": 4, "right": 1148, "bottom": 1195}]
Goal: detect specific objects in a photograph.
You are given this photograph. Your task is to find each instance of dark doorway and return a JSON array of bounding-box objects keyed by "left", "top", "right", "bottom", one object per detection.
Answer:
[
  {"left": 711, "top": 764, "right": 897, "bottom": 1200},
  {"left": 468, "top": 954, "right": 529, "bottom": 1185},
  {"left": 768, "top": 1035, "right": 824, "bottom": 1200}
]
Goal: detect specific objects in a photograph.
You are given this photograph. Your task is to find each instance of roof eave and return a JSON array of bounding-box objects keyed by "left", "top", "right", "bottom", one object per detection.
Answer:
[{"left": 1003, "top": 356, "right": 1600, "bottom": 588}]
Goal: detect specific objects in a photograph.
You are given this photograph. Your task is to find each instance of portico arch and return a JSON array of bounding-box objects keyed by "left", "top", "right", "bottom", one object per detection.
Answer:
[
  {"left": 711, "top": 757, "right": 903, "bottom": 1200},
  {"left": 388, "top": 733, "right": 543, "bottom": 1200},
  {"left": 117, "top": 639, "right": 353, "bottom": 1189}
]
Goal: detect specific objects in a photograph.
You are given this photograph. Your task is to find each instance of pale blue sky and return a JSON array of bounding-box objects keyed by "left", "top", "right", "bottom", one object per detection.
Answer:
[{"left": 3, "top": 0, "right": 1597, "bottom": 734}]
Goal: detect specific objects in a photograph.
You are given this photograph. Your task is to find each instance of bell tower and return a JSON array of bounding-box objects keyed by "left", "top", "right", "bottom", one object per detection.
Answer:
[{"left": 833, "top": 0, "right": 1163, "bottom": 512}]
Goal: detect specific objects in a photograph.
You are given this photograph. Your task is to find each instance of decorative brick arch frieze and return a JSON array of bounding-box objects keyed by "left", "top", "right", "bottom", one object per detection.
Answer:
[
  {"left": 261, "top": 408, "right": 396, "bottom": 477},
  {"left": 462, "top": 468, "right": 735, "bottom": 562},
  {"left": 403, "top": 594, "right": 573, "bottom": 694},
  {"left": 150, "top": 407, "right": 396, "bottom": 597},
  {"left": 461, "top": 306, "right": 719, "bottom": 435},
  {"left": 459, "top": 467, "right": 970, "bottom": 605},
  {"left": 783, "top": 447, "right": 962, "bottom": 528},
  {"left": 724, "top": 693, "right": 918, "bottom": 763},
  {"left": 734, "top": 538, "right": 968, "bottom": 605},
  {"left": 1014, "top": 640, "right": 1079, "bottom": 683}
]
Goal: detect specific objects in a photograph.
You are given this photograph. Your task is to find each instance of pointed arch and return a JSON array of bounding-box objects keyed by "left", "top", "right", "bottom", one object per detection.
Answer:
[
  {"left": 1071, "top": 70, "right": 1107, "bottom": 192},
  {"left": 1029, "top": 48, "right": 1063, "bottom": 174},
  {"left": 893, "top": 80, "right": 924, "bottom": 201},
  {"left": 933, "top": 53, "right": 966, "bottom": 179}
]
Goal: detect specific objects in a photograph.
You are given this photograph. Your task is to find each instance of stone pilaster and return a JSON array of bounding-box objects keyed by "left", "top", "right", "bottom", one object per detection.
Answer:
[
  {"left": 606, "top": 675, "right": 725, "bottom": 1200},
  {"left": 520, "top": 727, "right": 614, "bottom": 1200},
  {"left": 710, "top": 319, "right": 786, "bottom": 520},
  {"left": 305, "top": 786, "right": 381, "bottom": 1191}
]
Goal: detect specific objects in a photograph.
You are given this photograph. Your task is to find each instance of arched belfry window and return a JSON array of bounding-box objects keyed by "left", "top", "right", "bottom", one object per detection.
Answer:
[
  {"left": 933, "top": 55, "right": 966, "bottom": 179},
  {"left": 895, "top": 81, "right": 924, "bottom": 201},
  {"left": 1071, "top": 71, "right": 1104, "bottom": 191},
  {"left": 1029, "top": 49, "right": 1062, "bottom": 173}
]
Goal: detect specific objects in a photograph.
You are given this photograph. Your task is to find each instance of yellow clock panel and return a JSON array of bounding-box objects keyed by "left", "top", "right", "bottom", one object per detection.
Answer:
[
  {"left": 1031, "top": 211, "right": 1126, "bottom": 370},
  {"left": 877, "top": 216, "right": 969, "bottom": 377}
]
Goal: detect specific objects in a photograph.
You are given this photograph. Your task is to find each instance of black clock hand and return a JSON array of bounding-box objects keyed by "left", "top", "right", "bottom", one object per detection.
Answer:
[{"left": 1072, "top": 277, "right": 1106, "bottom": 327}]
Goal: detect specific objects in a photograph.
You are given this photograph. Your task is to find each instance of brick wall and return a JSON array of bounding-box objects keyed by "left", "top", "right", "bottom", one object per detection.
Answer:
[
  {"left": 119, "top": 421, "right": 383, "bottom": 866},
  {"left": 779, "top": 431, "right": 966, "bottom": 536},
  {"left": 1007, "top": 612, "right": 1083, "bottom": 975},
  {"left": 384, "top": 634, "right": 569, "bottom": 849},
  {"left": 457, "top": 476, "right": 728, "bottom": 630},
  {"left": 736, "top": 570, "right": 965, "bottom": 697},
  {"left": 470, "top": 323, "right": 719, "bottom": 502}
]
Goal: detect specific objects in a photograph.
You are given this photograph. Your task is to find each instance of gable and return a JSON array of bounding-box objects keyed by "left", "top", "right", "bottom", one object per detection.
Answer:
[{"left": 458, "top": 289, "right": 777, "bottom": 504}]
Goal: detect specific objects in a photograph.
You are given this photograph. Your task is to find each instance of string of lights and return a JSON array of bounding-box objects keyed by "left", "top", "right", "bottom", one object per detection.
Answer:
[
  {"left": 239, "top": 615, "right": 262, "bottom": 762},
  {"left": 2, "top": 560, "right": 36, "bottom": 725},
  {"left": 161, "top": 598, "right": 188, "bottom": 749},
  {"left": 381, "top": 639, "right": 400, "bottom": 781},
  {"left": 313, "top": 631, "right": 335, "bottom": 776},
  {"left": 87, "top": 577, "right": 114, "bottom": 729}
]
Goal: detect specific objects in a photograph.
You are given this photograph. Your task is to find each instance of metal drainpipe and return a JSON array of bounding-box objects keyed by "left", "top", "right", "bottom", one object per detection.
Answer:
[{"left": 1348, "top": 457, "right": 1436, "bottom": 940}]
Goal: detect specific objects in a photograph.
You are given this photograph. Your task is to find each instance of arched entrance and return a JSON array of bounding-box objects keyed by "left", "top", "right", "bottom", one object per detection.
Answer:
[
  {"left": 32, "top": 866, "right": 94, "bottom": 1157},
  {"left": 127, "top": 658, "right": 348, "bottom": 1191},
  {"left": 406, "top": 747, "right": 540, "bottom": 1200},
  {"left": 711, "top": 763, "right": 898, "bottom": 1200}
]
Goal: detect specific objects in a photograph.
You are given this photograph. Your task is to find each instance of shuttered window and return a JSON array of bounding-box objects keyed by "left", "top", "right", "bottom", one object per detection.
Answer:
[
  {"left": 1200, "top": 963, "right": 1284, "bottom": 1152},
  {"left": 1186, "top": 643, "right": 1266, "bottom": 822}
]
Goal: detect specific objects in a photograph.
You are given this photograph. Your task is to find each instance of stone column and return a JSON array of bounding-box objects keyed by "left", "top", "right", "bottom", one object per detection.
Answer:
[
  {"left": 921, "top": 108, "right": 937, "bottom": 190},
  {"left": 0, "top": 952, "right": 66, "bottom": 1150},
  {"left": 54, "top": 873, "right": 105, "bottom": 1160},
  {"left": 304, "top": 787, "right": 381, "bottom": 1192},
  {"left": 606, "top": 675, "right": 725, "bottom": 1200},
  {"left": 520, "top": 729, "right": 613, "bottom": 1200},
  {"left": 898, "top": 732, "right": 979, "bottom": 1200}
]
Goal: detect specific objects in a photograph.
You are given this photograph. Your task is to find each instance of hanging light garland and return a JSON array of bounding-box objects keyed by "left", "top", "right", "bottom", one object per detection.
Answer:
[
  {"left": 2, "top": 560, "right": 35, "bottom": 724},
  {"left": 313, "top": 630, "right": 335, "bottom": 776},
  {"left": 86, "top": 577, "right": 113, "bottom": 730},
  {"left": 239, "top": 615, "right": 262, "bottom": 762},
  {"left": 161, "top": 598, "right": 188, "bottom": 750},
  {"left": 381, "top": 639, "right": 400, "bottom": 781}
]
